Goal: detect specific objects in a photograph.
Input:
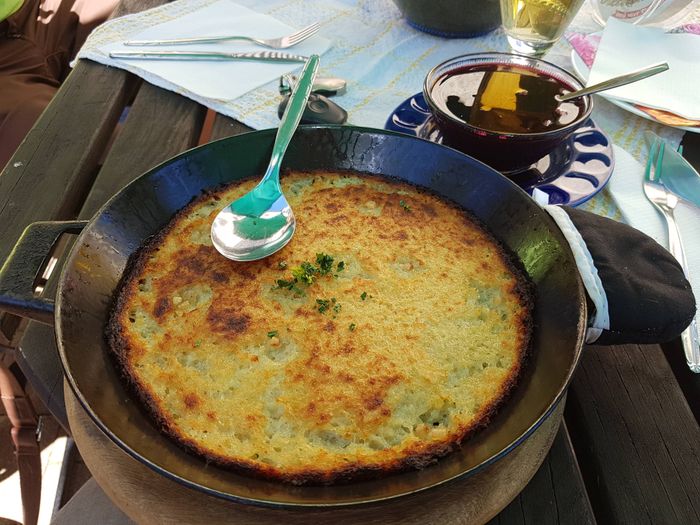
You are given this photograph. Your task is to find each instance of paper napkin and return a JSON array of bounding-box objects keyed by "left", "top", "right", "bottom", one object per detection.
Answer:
[
  {"left": 76, "top": 0, "right": 330, "bottom": 102},
  {"left": 588, "top": 18, "right": 700, "bottom": 120}
]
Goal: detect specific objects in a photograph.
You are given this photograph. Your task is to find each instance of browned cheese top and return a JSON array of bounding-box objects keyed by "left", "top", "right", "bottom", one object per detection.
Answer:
[{"left": 109, "top": 171, "right": 532, "bottom": 484}]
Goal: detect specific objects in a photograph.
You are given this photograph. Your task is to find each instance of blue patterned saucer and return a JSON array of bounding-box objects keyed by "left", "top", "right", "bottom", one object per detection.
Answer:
[{"left": 385, "top": 93, "right": 615, "bottom": 206}]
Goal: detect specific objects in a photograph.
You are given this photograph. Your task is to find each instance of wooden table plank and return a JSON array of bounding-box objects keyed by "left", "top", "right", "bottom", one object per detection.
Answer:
[
  {"left": 489, "top": 423, "right": 596, "bottom": 525},
  {"left": 565, "top": 344, "right": 700, "bottom": 524},
  {"left": 79, "top": 82, "right": 207, "bottom": 218},
  {"left": 661, "top": 338, "right": 700, "bottom": 423},
  {"left": 0, "top": 62, "right": 134, "bottom": 265},
  {"left": 210, "top": 113, "right": 254, "bottom": 141}
]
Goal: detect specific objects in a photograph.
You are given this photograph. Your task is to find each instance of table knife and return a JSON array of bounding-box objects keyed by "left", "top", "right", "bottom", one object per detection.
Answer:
[
  {"left": 109, "top": 50, "right": 308, "bottom": 62},
  {"left": 661, "top": 144, "right": 700, "bottom": 209},
  {"left": 646, "top": 131, "right": 700, "bottom": 209}
]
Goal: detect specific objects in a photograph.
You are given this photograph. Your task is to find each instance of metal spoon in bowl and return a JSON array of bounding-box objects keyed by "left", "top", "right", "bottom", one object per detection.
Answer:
[
  {"left": 211, "top": 54, "right": 319, "bottom": 261},
  {"left": 555, "top": 62, "right": 669, "bottom": 102}
]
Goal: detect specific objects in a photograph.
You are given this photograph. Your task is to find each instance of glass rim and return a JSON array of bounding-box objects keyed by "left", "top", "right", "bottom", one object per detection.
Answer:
[{"left": 422, "top": 52, "right": 594, "bottom": 138}]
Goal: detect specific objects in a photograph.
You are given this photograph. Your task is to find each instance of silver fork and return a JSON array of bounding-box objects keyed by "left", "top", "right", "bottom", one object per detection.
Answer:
[
  {"left": 643, "top": 138, "right": 700, "bottom": 372},
  {"left": 124, "top": 22, "right": 320, "bottom": 48}
]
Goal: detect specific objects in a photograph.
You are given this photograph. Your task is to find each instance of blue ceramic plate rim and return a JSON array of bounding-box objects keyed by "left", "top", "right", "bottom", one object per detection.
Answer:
[{"left": 384, "top": 92, "right": 615, "bottom": 207}]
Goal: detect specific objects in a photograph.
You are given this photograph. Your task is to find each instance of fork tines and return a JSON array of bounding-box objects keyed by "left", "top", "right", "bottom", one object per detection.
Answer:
[{"left": 288, "top": 22, "right": 320, "bottom": 45}]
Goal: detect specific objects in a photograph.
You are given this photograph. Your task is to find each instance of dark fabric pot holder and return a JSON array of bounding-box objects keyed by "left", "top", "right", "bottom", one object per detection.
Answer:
[{"left": 544, "top": 206, "right": 696, "bottom": 346}]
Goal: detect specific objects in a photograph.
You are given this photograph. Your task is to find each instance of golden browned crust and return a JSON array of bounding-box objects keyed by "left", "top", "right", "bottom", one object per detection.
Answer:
[{"left": 106, "top": 170, "right": 533, "bottom": 485}]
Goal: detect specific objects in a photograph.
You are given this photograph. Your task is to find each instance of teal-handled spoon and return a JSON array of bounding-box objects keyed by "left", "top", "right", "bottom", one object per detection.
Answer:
[{"left": 211, "top": 54, "right": 320, "bottom": 261}]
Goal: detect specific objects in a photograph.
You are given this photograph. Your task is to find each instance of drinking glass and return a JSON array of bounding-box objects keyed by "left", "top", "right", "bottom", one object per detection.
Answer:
[
  {"left": 589, "top": 0, "right": 700, "bottom": 28},
  {"left": 499, "top": 0, "right": 586, "bottom": 56},
  {"left": 590, "top": 0, "right": 661, "bottom": 26}
]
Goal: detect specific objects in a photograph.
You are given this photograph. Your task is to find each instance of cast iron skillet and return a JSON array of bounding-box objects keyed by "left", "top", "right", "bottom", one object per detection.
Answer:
[{"left": 0, "top": 126, "right": 586, "bottom": 507}]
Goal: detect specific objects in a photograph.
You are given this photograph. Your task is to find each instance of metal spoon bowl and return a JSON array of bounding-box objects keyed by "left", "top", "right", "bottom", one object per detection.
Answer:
[{"left": 211, "top": 54, "right": 319, "bottom": 261}]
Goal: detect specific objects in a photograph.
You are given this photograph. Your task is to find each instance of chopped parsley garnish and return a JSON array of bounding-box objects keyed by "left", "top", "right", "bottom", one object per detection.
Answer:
[
  {"left": 267, "top": 330, "right": 278, "bottom": 338},
  {"left": 399, "top": 199, "right": 411, "bottom": 211},
  {"left": 360, "top": 291, "right": 367, "bottom": 301},
  {"left": 349, "top": 323, "right": 356, "bottom": 331},
  {"left": 193, "top": 339, "right": 202, "bottom": 347},
  {"left": 316, "top": 297, "right": 340, "bottom": 315},
  {"left": 273, "top": 252, "right": 343, "bottom": 296},
  {"left": 316, "top": 253, "right": 335, "bottom": 275},
  {"left": 275, "top": 278, "right": 300, "bottom": 293},
  {"left": 292, "top": 261, "right": 317, "bottom": 284},
  {"left": 274, "top": 278, "right": 304, "bottom": 296},
  {"left": 278, "top": 261, "right": 288, "bottom": 270},
  {"left": 276, "top": 278, "right": 295, "bottom": 289}
]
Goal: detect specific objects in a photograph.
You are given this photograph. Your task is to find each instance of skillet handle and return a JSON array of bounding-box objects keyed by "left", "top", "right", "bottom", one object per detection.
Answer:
[{"left": 0, "top": 221, "right": 87, "bottom": 326}]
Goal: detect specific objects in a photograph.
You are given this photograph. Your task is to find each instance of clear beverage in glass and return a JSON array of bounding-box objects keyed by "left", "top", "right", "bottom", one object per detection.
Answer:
[{"left": 500, "top": 0, "right": 587, "bottom": 55}]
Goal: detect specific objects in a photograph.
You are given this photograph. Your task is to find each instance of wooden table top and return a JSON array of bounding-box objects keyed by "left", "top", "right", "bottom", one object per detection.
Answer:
[{"left": 1, "top": 1, "right": 700, "bottom": 522}]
